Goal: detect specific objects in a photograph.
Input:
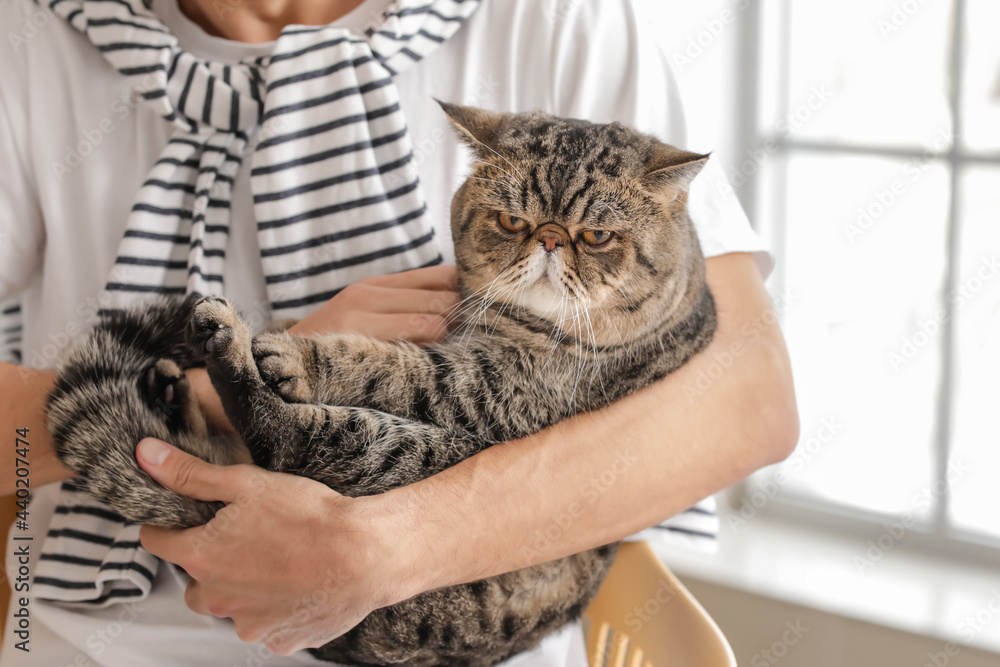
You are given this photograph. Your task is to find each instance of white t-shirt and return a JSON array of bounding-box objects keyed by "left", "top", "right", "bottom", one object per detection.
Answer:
[{"left": 0, "top": 0, "right": 770, "bottom": 664}]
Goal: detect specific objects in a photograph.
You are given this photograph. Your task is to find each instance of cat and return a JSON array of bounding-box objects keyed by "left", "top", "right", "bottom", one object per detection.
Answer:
[{"left": 47, "top": 102, "right": 718, "bottom": 666}]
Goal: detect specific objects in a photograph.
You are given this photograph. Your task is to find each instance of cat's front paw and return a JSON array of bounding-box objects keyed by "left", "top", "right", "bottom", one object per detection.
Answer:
[
  {"left": 187, "top": 296, "right": 245, "bottom": 358},
  {"left": 252, "top": 334, "right": 314, "bottom": 403}
]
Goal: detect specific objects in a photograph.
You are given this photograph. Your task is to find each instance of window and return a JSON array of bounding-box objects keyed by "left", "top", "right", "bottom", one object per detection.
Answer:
[{"left": 737, "top": 0, "right": 1000, "bottom": 551}]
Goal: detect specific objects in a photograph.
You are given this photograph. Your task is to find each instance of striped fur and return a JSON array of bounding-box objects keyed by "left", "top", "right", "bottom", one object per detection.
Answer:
[{"left": 48, "top": 106, "right": 717, "bottom": 666}]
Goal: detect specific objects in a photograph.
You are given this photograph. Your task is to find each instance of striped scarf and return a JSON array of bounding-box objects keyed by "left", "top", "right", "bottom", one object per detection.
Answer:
[{"left": 33, "top": 0, "right": 480, "bottom": 606}]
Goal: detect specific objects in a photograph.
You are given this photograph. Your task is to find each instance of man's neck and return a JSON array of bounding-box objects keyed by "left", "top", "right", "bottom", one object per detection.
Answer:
[{"left": 178, "top": 0, "right": 368, "bottom": 43}]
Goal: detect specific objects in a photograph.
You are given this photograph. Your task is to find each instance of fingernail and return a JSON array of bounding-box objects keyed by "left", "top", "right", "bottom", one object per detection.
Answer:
[{"left": 137, "top": 438, "right": 171, "bottom": 467}]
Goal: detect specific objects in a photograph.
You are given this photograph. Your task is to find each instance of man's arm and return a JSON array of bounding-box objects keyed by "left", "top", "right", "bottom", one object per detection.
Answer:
[
  {"left": 0, "top": 365, "right": 72, "bottom": 488},
  {"left": 386, "top": 251, "right": 798, "bottom": 587},
  {"left": 139, "top": 251, "right": 799, "bottom": 655}
]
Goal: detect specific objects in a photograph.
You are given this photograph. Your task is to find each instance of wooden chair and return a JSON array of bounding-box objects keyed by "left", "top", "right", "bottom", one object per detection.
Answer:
[{"left": 582, "top": 542, "right": 736, "bottom": 667}]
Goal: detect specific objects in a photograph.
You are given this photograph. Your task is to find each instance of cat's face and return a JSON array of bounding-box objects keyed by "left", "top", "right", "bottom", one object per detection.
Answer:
[{"left": 443, "top": 103, "right": 709, "bottom": 344}]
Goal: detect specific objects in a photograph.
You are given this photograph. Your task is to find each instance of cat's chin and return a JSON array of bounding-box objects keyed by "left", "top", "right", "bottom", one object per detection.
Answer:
[{"left": 515, "top": 283, "right": 576, "bottom": 323}]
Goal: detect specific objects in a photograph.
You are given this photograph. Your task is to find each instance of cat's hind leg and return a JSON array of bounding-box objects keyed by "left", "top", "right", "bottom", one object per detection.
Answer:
[{"left": 141, "top": 358, "right": 210, "bottom": 438}]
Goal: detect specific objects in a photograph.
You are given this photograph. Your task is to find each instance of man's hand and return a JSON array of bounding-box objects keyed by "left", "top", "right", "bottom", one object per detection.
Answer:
[
  {"left": 288, "top": 264, "right": 460, "bottom": 341},
  {"left": 136, "top": 438, "right": 411, "bottom": 655}
]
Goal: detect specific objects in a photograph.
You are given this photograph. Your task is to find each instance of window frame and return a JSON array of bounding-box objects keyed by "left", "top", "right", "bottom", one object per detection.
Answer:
[{"left": 731, "top": 0, "right": 1000, "bottom": 558}]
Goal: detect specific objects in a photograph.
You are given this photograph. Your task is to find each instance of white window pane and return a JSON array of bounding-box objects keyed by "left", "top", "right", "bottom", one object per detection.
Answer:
[
  {"left": 962, "top": 0, "right": 1000, "bottom": 151},
  {"left": 781, "top": 1, "right": 951, "bottom": 148},
  {"left": 949, "top": 167, "right": 1000, "bottom": 538},
  {"left": 775, "top": 153, "right": 948, "bottom": 516}
]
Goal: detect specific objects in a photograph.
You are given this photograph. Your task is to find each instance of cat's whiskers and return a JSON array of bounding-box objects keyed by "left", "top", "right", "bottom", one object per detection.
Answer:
[
  {"left": 474, "top": 160, "right": 520, "bottom": 185},
  {"left": 465, "top": 136, "right": 526, "bottom": 182},
  {"left": 466, "top": 176, "right": 519, "bottom": 200},
  {"left": 446, "top": 258, "right": 527, "bottom": 346},
  {"left": 454, "top": 267, "right": 519, "bottom": 354}
]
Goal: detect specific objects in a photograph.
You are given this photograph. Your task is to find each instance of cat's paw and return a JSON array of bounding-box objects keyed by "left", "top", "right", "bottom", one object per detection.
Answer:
[
  {"left": 141, "top": 358, "right": 209, "bottom": 437},
  {"left": 142, "top": 358, "right": 184, "bottom": 421},
  {"left": 252, "top": 334, "right": 314, "bottom": 403},
  {"left": 187, "top": 296, "right": 243, "bottom": 358}
]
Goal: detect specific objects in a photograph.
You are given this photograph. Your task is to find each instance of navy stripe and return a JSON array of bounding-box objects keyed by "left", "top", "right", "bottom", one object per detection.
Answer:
[
  {"left": 73, "top": 589, "right": 146, "bottom": 605},
  {"left": 256, "top": 103, "right": 399, "bottom": 151},
  {"left": 98, "top": 42, "right": 172, "bottom": 53},
  {"left": 268, "top": 36, "right": 356, "bottom": 64},
  {"left": 270, "top": 238, "right": 438, "bottom": 311},
  {"left": 39, "top": 554, "right": 102, "bottom": 567},
  {"left": 187, "top": 266, "right": 223, "bottom": 282},
  {"left": 254, "top": 153, "right": 412, "bottom": 204},
  {"left": 132, "top": 204, "right": 193, "bottom": 219},
  {"left": 53, "top": 505, "right": 127, "bottom": 523},
  {"left": 106, "top": 283, "right": 187, "bottom": 294},
  {"left": 121, "top": 63, "right": 166, "bottom": 76},
  {"left": 257, "top": 181, "right": 418, "bottom": 230},
  {"left": 46, "top": 529, "right": 114, "bottom": 546},
  {"left": 266, "top": 230, "right": 436, "bottom": 285},
  {"left": 143, "top": 179, "right": 195, "bottom": 193},
  {"left": 375, "top": 28, "right": 445, "bottom": 43},
  {"left": 260, "top": 206, "right": 426, "bottom": 257},
  {"left": 267, "top": 55, "right": 375, "bottom": 92},
  {"left": 399, "top": 47, "right": 422, "bottom": 63},
  {"left": 99, "top": 561, "right": 156, "bottom": 582},
  {"left": 154, "top": 156, "right": 199, "bottom": 169},
  {"left": 229, "top": 87, "right": 239, "bottom": 132},
  {"left": 33, "top": 577, "right": 99, "bottom": 590},
  {"left": 177, "top": 60, "right": 198, "bottom": 117},
  {"left": 86, "top": 17, "right": 168, "bottom": 33},
  {"left": 115, "top": 257, "right": 188, "bottom": 270},
  {"left": 123, "top": 230, "right": 189, "bottom": 243},
  {"left": 202, "top": 76, "right": 215, "bottom": 124},
  {"left": 262, "top": 77, "right": 393, "bottom": 122},
  {"left": 166, "top": 50, "right": 181, "bottom": 80},
  {"left": 251, "top": 128, "right": 407, "bottom": 176}
]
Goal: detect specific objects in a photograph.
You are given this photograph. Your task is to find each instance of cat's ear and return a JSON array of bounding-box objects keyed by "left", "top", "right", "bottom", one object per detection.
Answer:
[
  {"left": 436, "top": 100, "right": 506, "bottom": 153},
  {"left": 641, "top": 146, "right": 710, "bottom": 194}
]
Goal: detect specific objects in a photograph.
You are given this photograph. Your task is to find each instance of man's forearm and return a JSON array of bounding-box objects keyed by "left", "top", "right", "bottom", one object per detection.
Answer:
[
  {"left": 378, "top": 252, "right": 799, "bottom": 597},
  {"left": 0, "top": 363, "right": 73, "bottom": 489}
]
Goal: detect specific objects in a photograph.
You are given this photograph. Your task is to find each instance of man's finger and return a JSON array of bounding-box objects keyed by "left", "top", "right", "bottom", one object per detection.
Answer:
[
  {"left": 358, "top": 286, "right": 460, "bottom": 315},
  {"left": 352, "top": 313, "right": 448, "bottom": 344},
  {"left": 136, "top": 438, "right": 243, "bottom": 503},
  {"left": 139, "top": 523, "right": 211, "bottom": 571},
  {"left": 184, "top": 579, "right": 211, "bottom": 616},
  {"left": 362, "top": 265, "right": 457, "bottom": 291}
]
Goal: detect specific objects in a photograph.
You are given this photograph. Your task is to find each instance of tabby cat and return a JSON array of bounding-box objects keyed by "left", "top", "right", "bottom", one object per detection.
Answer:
[{"left": 48, "top": 103, "right": 718, "bottom": 666}]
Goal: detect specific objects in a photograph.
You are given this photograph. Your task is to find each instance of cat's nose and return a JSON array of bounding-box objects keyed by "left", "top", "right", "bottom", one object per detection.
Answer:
[
  {"left": 536, "top": 223, "right": 570, "bottom": 253},
  {"left": 540, "top": 236, "right": 562, "bottom": 252}
]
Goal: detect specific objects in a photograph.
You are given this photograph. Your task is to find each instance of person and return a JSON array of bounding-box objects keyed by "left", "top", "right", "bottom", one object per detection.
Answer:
[{"left": 0, "top": 0, "right": 799, "bottom": 664}]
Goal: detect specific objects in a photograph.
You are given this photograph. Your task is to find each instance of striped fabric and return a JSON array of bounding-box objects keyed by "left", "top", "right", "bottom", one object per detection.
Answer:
[
  {"left": 33, "top": 0, "right": 481, "bottom": 606},
  {"left": 0, "top": 299, "right": 21, "bottom": 364},
  {"left": 626, "top": 497, "right": 719, "bottom": 550}
]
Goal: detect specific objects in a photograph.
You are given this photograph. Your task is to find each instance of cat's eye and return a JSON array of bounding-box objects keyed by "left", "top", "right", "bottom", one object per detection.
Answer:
[
  {"left": 497, "top": 212, "right": 528, "bottom": 233},
  {"left": 581, "top": 229, "right": 615, "bottom": 246}
]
